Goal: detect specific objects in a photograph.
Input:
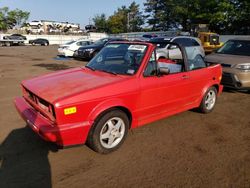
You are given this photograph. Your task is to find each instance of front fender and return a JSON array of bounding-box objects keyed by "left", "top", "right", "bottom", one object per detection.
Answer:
[{"left": 88, "top": 98, "right": 131, "bottom": 122}]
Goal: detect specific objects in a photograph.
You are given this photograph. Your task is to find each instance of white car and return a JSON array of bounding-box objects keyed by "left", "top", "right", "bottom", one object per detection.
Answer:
[
  {"left": 150, "top": 36, "right": 205, "bottom": 60},
  {"left": 58, "top": 39, "right": 93, "bottom": 57},
  {"left": 27, "top": 28, "right": 44, "bottom": 34},
  {"left": 27, "top": 20, "right": 43, "bottom": 27}
]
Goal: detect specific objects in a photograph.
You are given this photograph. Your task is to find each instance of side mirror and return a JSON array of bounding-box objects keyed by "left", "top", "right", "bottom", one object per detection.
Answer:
[{"left": 158, "top": 67, "right": 170, "bottom": 76}]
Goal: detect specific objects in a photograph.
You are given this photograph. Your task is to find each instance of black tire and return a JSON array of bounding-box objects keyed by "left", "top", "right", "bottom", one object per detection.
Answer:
[
  {"left": 198, "top": 86, "right": 217, "bottom": 113},
  {"left": 32, "top": 42, "right": 35, "bottom": 46},
  {"left": 87, "top": 109, "right": 129, "bottom": 154}
]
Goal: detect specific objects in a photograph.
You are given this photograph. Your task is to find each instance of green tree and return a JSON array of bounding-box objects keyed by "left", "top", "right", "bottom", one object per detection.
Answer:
[
  {"left": 107, "top": 6, "right": 128, "bottom": 34},
  {"left": 144, "top": 0, "right": 177, "bottom": 31},
  {"left": 93, "top": 2, "right": 144, "bottom": 34},
  {"left": 93, "top": 13, "right": 109, "bottom": 32},
  {"left": 0, "top": 7, "right": 29, "bottom": 31},
  {"left": 127, "top": 1, "right": 144, "bottom": 32}
]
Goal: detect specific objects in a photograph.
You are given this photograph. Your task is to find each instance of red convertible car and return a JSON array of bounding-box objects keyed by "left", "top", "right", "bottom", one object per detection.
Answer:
[{"left": 14, "top": 41, "right": 223, "bottom": 153}]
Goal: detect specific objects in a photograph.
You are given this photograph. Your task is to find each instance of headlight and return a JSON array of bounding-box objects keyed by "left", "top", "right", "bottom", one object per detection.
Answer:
[
  {"left": 235, "top": 63, "right": 250, "bottom": 72},
  {"left": 85, "top": 48, "right": 94, "bottom": 52}
]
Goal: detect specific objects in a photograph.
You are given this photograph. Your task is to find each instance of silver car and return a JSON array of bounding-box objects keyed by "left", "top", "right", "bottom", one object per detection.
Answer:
[{"left": 150, "top": 36, "right": 205, "bottom": 60}]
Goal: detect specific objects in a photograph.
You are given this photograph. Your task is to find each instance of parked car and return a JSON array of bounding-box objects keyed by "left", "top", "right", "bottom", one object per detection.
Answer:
[
  {"left": 74, "top": 38, "right": 126, "bottom": 60},
  {"left": 58, "top": 39, "right": 93, "bottom": 57},
  {"left": 27, "top": 20, "right": 43, "bottom": 27},
  {"left": 49, "top": 28, "right": 61, "bottom": 34},
  {"left": 150, "top": 36, "right": 205, "bottom": 61},
  {"left": 3, "top": 34, "right": 27, "bottom": 40},
  {"left": 14, "top": 41, "right": 223, "bottom": 153},
  {"left": 29, "top": 38, "right": 49, "bottom": 46},
  {"left": 27, "top": 28, "right": 44, "bottom": 34},
  {"left": 205, "top": 38, "right": 250, "bottom": 91},
  {"left": 142, "top": 34, "right": 158, "bottom": 39}
]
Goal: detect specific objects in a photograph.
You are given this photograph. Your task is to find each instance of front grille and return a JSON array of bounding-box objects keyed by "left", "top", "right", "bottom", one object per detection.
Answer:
[{"left": 23, "top": 87, "right": 56, "bottom": 119}]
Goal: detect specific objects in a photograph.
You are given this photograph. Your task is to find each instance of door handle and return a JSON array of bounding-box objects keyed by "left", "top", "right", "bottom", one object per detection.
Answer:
[{"left": 182, "top": 75, "right": 190, "bottom": 79}]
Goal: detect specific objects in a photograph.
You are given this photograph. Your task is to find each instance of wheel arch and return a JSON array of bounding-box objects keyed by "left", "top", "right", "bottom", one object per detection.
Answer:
[
  {"left": 88, "top": 100, "right": 133, "bottom": 129},
  {"left": 198, "top": 82, "right": 220, "bottom": 107}
]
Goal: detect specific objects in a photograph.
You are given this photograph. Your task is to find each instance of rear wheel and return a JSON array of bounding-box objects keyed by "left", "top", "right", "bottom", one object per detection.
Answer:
[
  {"left": 87, "top": 110, "right": 129, "bottom": 154},
  {"left": 198, "top": 86, "right": 217, "bottom": 113}
]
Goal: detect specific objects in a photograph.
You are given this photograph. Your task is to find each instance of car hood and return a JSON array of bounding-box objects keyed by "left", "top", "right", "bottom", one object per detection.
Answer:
[
  {"left": 205, "top": 53, "right": 250, "bottom": 65},
  {"left": 22, "top": 67, "right": 127, "bottom": 103}
]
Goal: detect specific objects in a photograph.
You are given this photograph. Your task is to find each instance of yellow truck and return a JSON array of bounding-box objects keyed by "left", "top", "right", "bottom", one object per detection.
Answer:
[{"left": 198, "top": 32, "right": 223, "bottom": 53}]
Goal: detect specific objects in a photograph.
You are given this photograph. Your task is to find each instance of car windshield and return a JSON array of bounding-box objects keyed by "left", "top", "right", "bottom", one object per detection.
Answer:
[
  {"left": 217, "top": 40, "right": 250, "bottom": 56},
  {"left": 86, "top": 43, "right": 147, "bottom": 75}
]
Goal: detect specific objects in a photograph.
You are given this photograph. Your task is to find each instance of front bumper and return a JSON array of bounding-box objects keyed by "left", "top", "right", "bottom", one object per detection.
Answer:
[
  {"left": 14, "top": 97, "right": 92, "bottom": 146},
  {"left": 75, "top": 50, "right": 92, "bottom": 59},
  {"left": 222, "top": 71, "right": 250, "bottom": 90},
  {"left": 58, "top": 48, "right": 74, "bottom": 57}
]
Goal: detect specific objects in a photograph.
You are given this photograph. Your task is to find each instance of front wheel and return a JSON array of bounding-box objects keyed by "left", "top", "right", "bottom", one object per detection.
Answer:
[
  {"left": 198, "top": 86, "right": 217, "bottom": 113},
  {"left": 87, "top": 110, "right": 129, "bottom": 154}
]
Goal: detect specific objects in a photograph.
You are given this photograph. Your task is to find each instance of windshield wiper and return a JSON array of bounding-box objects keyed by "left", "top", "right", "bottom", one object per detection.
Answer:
[
  {"left": 99, "top": 69, "right": 117, "bottom": 75},
  {"left": 85, "top": 65, "right": 95, "bottom": 71}
]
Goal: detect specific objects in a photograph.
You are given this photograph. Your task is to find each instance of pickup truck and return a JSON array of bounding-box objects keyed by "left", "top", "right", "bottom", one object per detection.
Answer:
[
  {"left": 0, "top": 34, "right": 26, "bottom": 46},
  {"left": 14, "top": 41, "right": 223, "bottom": 153}
]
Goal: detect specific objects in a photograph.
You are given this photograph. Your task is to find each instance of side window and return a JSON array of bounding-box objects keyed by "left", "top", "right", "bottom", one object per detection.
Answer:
[
  {"left": 81, "top": 42, "right": 87, "bottom": 46},
  {"left": 191, "top": 39, "right": 200, "bottom": 46},
  {"left": 186, "top": 48, "right": 206, "bottom": 71},
  {"left": 144, "top": 51, "right": 157, "bottom": 77},
  {"left": 173, "top": 38, "right": 192, "bottom": 47},
  {"left": 172, "top": 38, "right": 184, "bottom": 46},
  {"left": 76, "top": 42, "right": 81, "bottom": 46}
]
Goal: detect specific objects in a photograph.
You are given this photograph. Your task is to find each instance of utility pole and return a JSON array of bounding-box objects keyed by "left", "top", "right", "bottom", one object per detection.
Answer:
[{"left": 127, "top": 12, "right": 133, "bottom": 32}]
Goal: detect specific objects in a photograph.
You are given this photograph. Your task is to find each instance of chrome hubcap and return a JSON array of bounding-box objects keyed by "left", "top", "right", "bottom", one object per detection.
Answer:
[
  {"left": 205, "top": 90, "right": 216, "bottom": 110},
  {"left": 100, "top": 117, "right": 125, "bottom": 149}
]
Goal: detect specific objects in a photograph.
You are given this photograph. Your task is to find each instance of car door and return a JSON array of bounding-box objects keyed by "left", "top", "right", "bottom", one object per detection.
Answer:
[
  {"left": 184, "top": 47, "right": 211, "bottom": 102},
  {"left": 136, "top": 49, "right": 192, "bottom": 125}
]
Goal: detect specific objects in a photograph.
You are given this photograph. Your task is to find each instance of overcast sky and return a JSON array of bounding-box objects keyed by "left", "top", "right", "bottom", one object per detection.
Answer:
[{"left": 1, "top": 0, "right": 145, "bottom": 28}]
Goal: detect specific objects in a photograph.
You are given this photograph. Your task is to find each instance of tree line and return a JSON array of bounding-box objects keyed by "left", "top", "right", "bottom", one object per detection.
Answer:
[
  {"left": 93, "top": 0, "right": 250, "bottom": 34},
  {"left": 0, "top": 7, "right": 29, "bottom": 31}
]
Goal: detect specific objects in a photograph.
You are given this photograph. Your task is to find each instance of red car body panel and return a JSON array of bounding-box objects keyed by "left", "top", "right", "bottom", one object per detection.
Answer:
[{"left": 14, "top": 42, "right": 223, "bottom": 147}]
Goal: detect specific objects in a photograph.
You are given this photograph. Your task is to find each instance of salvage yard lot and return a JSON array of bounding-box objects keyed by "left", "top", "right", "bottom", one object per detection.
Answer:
[{"left": 0, "top": 45, "right": 250, "bottom": 188}]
